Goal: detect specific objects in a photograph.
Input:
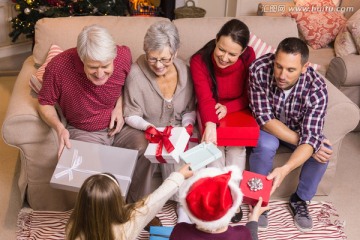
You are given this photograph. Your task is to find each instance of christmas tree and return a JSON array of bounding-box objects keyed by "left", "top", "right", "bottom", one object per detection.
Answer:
[{"left": 9, "top": 0, "right": 129, "bottom": 42}]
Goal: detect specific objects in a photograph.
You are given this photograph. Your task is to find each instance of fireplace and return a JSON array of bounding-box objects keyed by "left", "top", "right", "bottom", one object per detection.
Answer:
[
  {"left": 129, "top": 0, "right": 161, "bottom": 16},
  {"left": 128, "top": 0, "right": 176, "bottom": 19}
]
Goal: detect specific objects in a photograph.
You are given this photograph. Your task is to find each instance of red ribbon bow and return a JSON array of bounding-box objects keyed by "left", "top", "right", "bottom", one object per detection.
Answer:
[
  {"left": 185, "top": 124, "right": 194, "bottom": 136},
  {"left": 145, "top": 126, "right": 175, "bottom": 163}
]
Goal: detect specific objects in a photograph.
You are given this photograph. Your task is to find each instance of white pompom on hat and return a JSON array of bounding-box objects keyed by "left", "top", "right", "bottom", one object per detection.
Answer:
[{"left": 179, "top": 165, "right": 243, "bottom": 231}]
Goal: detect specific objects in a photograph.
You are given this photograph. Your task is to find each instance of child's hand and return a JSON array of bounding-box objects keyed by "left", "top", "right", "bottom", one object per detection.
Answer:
[
  {"left": 248, "top": 197, "right": 270, "bottom": 222},
  {"left": 178, "top": 164, "right": 193, "bottom": 179}
]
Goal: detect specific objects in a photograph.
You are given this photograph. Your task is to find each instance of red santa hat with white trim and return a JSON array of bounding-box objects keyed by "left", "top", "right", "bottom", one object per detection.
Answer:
[{"left": 179, "top": 166, "right": 243, "bottom": 231}]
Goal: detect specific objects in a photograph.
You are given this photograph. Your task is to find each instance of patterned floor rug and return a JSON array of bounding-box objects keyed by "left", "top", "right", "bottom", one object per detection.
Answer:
[{"left": 17, "top": 200, "right": 346, "bottom": 240}]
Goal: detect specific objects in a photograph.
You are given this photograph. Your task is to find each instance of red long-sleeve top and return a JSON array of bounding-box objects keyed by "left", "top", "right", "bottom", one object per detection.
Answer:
[{"left": 190, "top": 47, "right": 255, "bottom": 126}]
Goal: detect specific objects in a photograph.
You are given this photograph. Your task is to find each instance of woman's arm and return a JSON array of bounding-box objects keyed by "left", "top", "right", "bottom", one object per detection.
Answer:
[{"left": 123, "top": 165, "right": 192, "bottom": 239}]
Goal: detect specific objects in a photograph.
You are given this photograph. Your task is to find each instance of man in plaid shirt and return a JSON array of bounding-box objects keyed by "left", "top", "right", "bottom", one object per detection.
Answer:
[{"left": 248, "top": 38, "right": 333, "bottom": 232}]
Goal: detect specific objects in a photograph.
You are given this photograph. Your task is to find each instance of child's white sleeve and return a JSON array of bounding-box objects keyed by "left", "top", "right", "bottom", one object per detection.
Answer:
[{"left": 125, "top": 115, "right": 152, "bottom": 131}]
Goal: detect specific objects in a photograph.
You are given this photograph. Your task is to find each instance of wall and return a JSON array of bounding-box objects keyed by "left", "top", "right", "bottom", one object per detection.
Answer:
[
  {"left": 175, "top": 0, "right": 284, "bottom": 17},
  {"left": 0, "top": 0, "right": 31, "bottom": 58}
]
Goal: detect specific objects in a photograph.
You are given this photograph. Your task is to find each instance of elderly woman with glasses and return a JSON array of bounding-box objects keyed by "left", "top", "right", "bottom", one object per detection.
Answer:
[{"left": 117, "top": 21, "right": 196, "bottom": 222}]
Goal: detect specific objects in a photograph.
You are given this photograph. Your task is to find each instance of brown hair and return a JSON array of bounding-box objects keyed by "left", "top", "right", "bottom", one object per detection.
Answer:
[
  {"left": 192, "top": 19, "right": 250, "bottom": 100},
  {"left": 66, "top": 173, "right": 143, "bottom": 240}
]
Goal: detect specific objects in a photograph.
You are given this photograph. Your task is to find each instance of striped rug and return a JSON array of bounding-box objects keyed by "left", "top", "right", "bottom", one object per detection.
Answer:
[{"left": 17, "top": 201, "right": 346, "bottom": 240}]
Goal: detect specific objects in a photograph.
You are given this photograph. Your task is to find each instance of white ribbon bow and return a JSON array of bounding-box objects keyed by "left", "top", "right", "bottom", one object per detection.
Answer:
[
  {"left": 55, "top": 149, "right": 82, "bottom": 181},
  {"left": 54, "top": 149, "right": 132, "bottom": 183}
]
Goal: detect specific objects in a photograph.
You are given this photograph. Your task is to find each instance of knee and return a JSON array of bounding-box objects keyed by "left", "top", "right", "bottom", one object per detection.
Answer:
[{"left": 255, "top": 132, "right": 279, "bottom": 153}]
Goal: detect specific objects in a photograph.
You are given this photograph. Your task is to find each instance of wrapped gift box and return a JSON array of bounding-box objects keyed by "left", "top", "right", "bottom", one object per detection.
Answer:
[
  {"left": 240, "top": 170, "right": 272, "bottom": 207},
  {"left": 149, "top": 226, "right": 174, "bottom": 240},
  {"left": 144, "top": 127, "right": 190, "bottom": 163},
  {"left": 180, "top": 142, "right": 222, "bottom": 171},
  {"left": 197, "top": 109, "right": 260, "bottom": 147},
  {"left": 50, "top": 139, "right": 138, "bottom": 197}
]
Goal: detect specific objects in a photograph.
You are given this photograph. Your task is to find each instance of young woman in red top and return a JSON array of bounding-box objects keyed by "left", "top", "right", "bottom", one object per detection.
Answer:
[{"left": 190, "top": 19, "right": 255, "bottom": 223}]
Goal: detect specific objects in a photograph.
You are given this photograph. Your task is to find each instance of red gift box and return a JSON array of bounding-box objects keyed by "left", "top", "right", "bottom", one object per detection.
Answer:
[
  {"left": 240, "top": 170, "right": 272, "bottom": 207},
  {"left": 197, "top": 109, "right": 260, "bottom": 147}
]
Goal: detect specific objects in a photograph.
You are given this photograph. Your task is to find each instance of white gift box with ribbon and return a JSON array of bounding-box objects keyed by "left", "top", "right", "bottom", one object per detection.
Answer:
[
  {"left": 50, "top": 139, "right": 138, "bottom": 197},
  {"left": 144, "top": 127, "right": 190, "bottom": 164}
]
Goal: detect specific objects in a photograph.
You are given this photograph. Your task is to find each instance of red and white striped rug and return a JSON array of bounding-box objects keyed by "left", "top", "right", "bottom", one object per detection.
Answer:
[{"left": 17, "top": 200, "right": 346, "bottom": 240}]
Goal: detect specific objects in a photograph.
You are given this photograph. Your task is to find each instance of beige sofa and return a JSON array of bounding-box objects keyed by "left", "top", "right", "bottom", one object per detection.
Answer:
[{"left": 2, "top": 16, "right": 359, "bottom": 211}]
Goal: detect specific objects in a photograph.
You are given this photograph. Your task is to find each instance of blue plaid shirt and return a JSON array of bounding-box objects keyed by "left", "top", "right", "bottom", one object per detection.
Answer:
[{"left": 249, "top": 53, "right": 327, "bottom": 152}]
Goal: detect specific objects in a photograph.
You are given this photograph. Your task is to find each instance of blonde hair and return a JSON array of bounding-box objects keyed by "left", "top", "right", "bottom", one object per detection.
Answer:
[{"left": 66, "top": 173, "right": 144, "bottom": 240}]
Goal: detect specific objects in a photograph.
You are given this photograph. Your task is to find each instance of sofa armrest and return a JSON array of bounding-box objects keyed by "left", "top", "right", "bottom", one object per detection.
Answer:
[
  {"left": 2, "top": 56, "right": 61, "bottom": 208},
  {"left": 2, "top": 56, "right": 58, "bottom": 150},
  {"left": 324, "top": 78, "right": 359, "bottom": 141},
  {"left": 326, "top": 54, "right": 360, "bottom": 87}
]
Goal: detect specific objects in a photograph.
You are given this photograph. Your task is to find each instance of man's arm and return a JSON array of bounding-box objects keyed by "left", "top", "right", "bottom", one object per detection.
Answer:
[
  {"left": 108, "top": 94, "right": 124, "bottom": 137},
  {"left": 267, "top": 143, "right": 313, "bottom": 195},
  {"left": 262, "top": 118, "right": 299, "bottom": 145},
  {"left": 261, "top": 119, "right": 312, "bottom": 194},
  {"left": 37, "top": 104, "right": 70, "bottom": 157}
]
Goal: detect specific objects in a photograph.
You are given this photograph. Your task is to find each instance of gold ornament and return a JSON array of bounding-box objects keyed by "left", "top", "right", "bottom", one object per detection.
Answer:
[
  {"left": 26, "top": 0, "right": 33, "bottom": 5},
  {"left": 15, "top": 4, "right": 21, "bottom": 11}
]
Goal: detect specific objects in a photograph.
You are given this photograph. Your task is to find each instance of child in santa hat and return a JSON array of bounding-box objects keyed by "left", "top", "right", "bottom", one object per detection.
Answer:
[{"left": 170, "top": 166, "right": 269, "bottom": 240}]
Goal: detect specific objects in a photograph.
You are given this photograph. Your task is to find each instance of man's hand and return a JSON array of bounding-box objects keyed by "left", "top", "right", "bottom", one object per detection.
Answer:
[
  {"left": 215, "top": 103, "right": 227, "bottom": 120},
  {"left": 267, "top": 166, "right": 291, "bottom": 195},
  {"left": 202, "top": 122, "right": 217, "bottom": 145},
  {"left": 312, "top": 139, "right": 332, "bottom": 163},
  {"left": 108, "top": 108, "right": 124, "bottom": 137},
  {"left": 57, "top": 127, "right": 71, "bottom": 158}
]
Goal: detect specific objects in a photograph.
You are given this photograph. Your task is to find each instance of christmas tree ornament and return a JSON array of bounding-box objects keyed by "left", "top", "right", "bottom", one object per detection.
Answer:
[
  {"left": 15, "top": 4, "right": 21, "bottom": 11},
  {"left": 26, "top": 0, "right": 34, "bottom": 5},
  {"left": 24, "top": 8, "right": 31, "bottom": 15}
]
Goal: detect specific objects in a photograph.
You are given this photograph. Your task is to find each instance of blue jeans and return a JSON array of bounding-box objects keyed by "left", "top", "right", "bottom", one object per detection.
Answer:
[{"left": 249, "top": 130, "right": 329, "bottom": 201}]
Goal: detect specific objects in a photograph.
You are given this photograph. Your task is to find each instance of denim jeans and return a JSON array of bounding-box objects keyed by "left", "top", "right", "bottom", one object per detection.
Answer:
[{"left": 249, "top": 130, "right": 329, "bottom": 201}]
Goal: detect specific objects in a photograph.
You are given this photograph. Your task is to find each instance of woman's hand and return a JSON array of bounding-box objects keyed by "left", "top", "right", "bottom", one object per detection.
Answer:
[
  {"left": 215, "top": 103, "right": 227, "bottom": 120},
  {"left": 202, "top": 122, "right": 217, "bottom": 145},
  {"left": 178, "top": 164, "right": 193, "bottom": 179}
]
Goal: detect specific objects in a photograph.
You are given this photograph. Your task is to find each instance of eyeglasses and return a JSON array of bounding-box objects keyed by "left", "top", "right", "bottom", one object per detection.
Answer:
[{"left": 146, "top": 55, "right": 173, "bottom": 65}]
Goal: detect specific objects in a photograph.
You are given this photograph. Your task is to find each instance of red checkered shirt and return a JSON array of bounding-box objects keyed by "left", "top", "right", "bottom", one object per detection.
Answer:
[
  {"left": 38, "top": 46, "right": 131, "bottom": 132},
  {"left": 248, "top": 53, "right": 327, "bottom": 152}
]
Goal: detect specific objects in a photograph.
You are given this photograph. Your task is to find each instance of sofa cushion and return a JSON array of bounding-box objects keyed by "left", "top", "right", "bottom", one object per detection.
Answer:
[
  {"left": 249, "top": 32, "right": 275, "bottom": 58},
  {"left": 33, "top": 16, "right": 170, "bottom": 66},
  {"left": 174, "top": 16, "right": 299, "bottom": 62},
  {"left": 288, "top": 0, "right": 347, "bottom": 49},
  {"left": 249, "top": 32, "right": 320, "bottom": 71},
  {"left": 349, "top": 17, "right": 360, "bottom": 53},
  {"left": 334, "top": 9, "right": 360, "bottom": 57},
  {"left": 30, "top": 44, "right": 63, "bottom": 93}
]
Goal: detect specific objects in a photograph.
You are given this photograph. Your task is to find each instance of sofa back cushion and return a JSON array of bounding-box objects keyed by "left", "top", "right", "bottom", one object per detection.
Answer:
[
  {"left": 173, "top": 16, "right": 298, "bottom": 62},
  {"left": 33, "top": 16, "right": 298, "bottom": 66},
  {"left": 33, "top": 16, "right": 170, "bottom": 66}
]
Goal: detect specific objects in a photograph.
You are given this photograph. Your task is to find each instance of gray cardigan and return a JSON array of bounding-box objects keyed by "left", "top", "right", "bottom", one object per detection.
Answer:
[{"left": 123, "top": 54, "right": 196, "bottom": 127}]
